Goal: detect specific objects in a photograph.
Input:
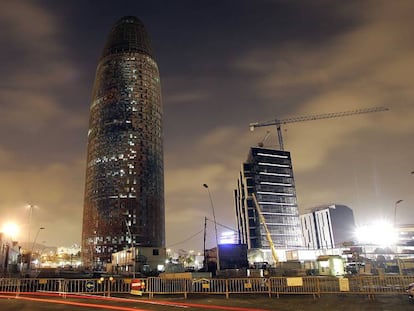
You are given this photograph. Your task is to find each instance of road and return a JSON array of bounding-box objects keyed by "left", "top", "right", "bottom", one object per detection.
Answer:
[{"left": 0, "top": 293, "right": 412, "bottom": 311}]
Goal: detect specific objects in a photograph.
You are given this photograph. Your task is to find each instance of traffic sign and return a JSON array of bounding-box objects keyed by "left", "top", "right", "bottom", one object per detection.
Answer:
[
  {"left": 85, "top": 281, "right": 95, "bottom": 291},
  {"left": 130, "top": 279, "right": 145, "bottom": 296}
]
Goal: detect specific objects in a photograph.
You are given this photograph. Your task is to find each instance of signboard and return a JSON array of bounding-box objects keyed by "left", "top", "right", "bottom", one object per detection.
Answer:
[
  {"left": 286, "top": 277, "right": 303, "bottom": 287},
  {"left": 244, "top": 283, "right": 252, "bottom": 289},
  {"left": 193, "top": 278, "right": 210, "bottom": 289},
  {"left": 339, "top": 278, "right": 350, "bottom": 292}
]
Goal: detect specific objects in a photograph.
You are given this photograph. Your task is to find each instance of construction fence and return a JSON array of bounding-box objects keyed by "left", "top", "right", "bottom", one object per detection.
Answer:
[{"left": 0, "top": 275, "right": 413, "bottom": 299}]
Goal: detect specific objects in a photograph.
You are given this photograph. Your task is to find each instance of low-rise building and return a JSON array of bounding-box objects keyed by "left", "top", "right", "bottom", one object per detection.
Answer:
[
  {"left": 0, "top": 233, "right": 20, "bottom": 276},
  {"left": 110, "top": 246, "right": 166, "bottom": 276},
  {"left": 300, "top": 204, "right": 355, "bottom": 250}
]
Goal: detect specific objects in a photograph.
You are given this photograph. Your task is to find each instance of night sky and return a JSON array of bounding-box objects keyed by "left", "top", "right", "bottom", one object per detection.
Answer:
[{"left": 1, "top": 0, "right": 413, "bottom": 253}]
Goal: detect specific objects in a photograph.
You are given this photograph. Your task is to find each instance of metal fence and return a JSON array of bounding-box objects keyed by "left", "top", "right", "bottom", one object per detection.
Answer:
[{"left": 0, "top": 276, "right": 413, "bottom": 299}]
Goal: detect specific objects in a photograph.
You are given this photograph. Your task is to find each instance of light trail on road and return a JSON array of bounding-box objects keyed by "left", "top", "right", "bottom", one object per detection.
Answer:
[
  {"left": 0, "top": 293, "right": 274, "bottom": 311},
  {"left": 0, "top": 294, "right": 150, "bottom": 311}
]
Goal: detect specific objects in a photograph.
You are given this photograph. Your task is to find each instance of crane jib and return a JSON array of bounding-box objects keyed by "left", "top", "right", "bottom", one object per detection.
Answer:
[{"left": 249, "top": 106, "right": 389, "bottom": 150}]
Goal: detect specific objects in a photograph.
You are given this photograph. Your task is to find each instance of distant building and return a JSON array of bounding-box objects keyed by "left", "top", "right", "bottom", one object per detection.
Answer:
[
  {"left": 234, "top": 147, "right": 304, "bottom": 255},
  {"left": 300, "top": 204, "right": 356, "bottom": 249},
  {"left": 395, "top": 224, "right": 414, "bottom": 246},
  {"left": 0, "top": 233, "right": 20, "bottom": 276},
  {"left": 57, "top": 245, "right": 81, "bottom": 256}
]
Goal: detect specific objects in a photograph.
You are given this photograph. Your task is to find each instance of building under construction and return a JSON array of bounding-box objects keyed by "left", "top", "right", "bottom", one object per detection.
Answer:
[
  {"left": 234, "top": 147, "right": 304, "bottom": 265},
  {"left": 239, "top": 107, "right": 388, "bottom": 266}
]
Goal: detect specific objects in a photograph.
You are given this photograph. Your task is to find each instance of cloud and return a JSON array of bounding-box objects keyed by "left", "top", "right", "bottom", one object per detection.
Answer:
[
  {"left": 0, "top": 156, "right": 85, "bottom": 246},
  {"left": 0, "top": 2, "right": 85, "bottom": 134},
  {"left": 0, "top": 1, "right": 59, "bottom": 52},
  {"left": 164, "top": 161, "right": 231, "bottom": 248},
  {"left": 232, "top": 1, "right": 414, "bottom": 173},
  {"left": 235, "top": 1, "right": 414, "bottom": 103},
  {"left": 165, "top": 126, "right": 260, "bottom": 184},
  {"left": 0, "top": 90, "right": 62, "bottom": 132},
  {"left": 0, "top": 147, "right": 14, "bottom": 167},
  {"left": 165, "top": 90, "right": 210, "bottom": 105},
  {"left": 164, "top": 124, "right": 262, "bottom": 247}
]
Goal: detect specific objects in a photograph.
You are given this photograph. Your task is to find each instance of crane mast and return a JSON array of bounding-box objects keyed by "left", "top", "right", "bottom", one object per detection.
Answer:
[
  {"left": 249, "top": 106, "right": 389, "bottom": 150},
  {"left": 252, "top": 193, "right": 279, "bottom": 265}
]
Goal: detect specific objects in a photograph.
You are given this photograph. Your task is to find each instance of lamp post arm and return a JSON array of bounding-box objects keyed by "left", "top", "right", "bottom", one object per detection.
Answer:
[{"left": 394, "top": 200, "right": 403, "bottom": 227}]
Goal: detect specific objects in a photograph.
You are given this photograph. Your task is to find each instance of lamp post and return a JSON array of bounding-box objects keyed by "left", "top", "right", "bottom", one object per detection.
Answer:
[
  {"left": 393, "top": 199, "right": 403, "bottom": 228},
  {"left": 393, "top": 200, "right": 403, "bottom": 275},
  {"left": 29, "top": 227, "right": 45, "bottom": 271},
  {"left": 203, "top": 216, "right": 207, "bottom": 271},
  {"left": 203, "top": 184, "right": 220, "bottom": 272}
]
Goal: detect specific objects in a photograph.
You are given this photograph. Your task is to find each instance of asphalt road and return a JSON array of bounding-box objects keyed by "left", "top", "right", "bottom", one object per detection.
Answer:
[{"left": 0, "top": 293, "right": 412, "bottom": 311}]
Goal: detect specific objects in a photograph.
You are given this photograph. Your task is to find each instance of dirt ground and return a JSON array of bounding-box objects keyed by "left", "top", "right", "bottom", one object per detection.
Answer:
[
  {"left": 160, "top": 294, "right": 412, "bottom": 311},
  {"left": 0, "top": 293, "right": 411, "bottom": 311}
]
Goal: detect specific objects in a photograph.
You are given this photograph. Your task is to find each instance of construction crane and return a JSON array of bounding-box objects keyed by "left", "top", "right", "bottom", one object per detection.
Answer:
[
  {"left": 249, "top": 106, "right": 389, "bottom": 151},
  {"left": 257, "top": 130, "right": 271, "bottom": 147},
  {"left": 252, "top": 193, "right": 279, "bottom": 265}
]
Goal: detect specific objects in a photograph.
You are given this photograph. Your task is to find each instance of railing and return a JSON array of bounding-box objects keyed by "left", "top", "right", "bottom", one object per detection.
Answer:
[{"left": 0, "top": 276, "right": 413, "bottom": 300}]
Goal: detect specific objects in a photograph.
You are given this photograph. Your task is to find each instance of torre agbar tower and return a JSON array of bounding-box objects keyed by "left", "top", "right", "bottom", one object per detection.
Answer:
[{"left": 81, "top": 16, "right": 165, "bottom": 269}]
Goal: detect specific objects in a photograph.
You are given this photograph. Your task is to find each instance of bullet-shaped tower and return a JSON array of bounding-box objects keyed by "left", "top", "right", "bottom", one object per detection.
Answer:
[{"left": 81, "top": 16, "right": 164, "bottom": 269}]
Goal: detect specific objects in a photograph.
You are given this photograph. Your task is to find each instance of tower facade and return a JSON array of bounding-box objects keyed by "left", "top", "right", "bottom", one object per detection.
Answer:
[
  {"left": 235, "top": 147, "right": 303, "bottom": 253},
  {"left": 81, "top": 16, "right": 164, "bottom": 269}
]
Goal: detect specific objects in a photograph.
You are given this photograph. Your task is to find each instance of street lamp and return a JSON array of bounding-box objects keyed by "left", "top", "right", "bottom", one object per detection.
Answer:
[
  {"left": 393, "top": 200, "right": 404, "bottom": 276},
  {"left": 29, "top": 227, "right": 45, "bottom": 271},
  {"left": 203, "top": 184, "right": 220, "bottom": 272},
  {"left": 394, "top": 199, "right": 403, "bottom": 228}
]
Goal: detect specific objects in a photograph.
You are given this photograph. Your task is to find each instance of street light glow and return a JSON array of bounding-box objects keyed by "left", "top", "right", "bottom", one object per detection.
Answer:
[
  {"left": 2, "top": 222, "right": 19, "bottom": 238},
  {"left": 355, "top": 220, "right": 397, "bottom": 246}
]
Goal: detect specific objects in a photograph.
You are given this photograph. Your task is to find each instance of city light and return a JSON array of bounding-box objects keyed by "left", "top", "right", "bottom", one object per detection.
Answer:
[
  {"left": 219, "top": 231, "right": 237, "bottom": 244},
  {"left": 2, "top": 222, "right": 19, "bottom": 239},
  {"left": 355, "top": 220, "right": 398, "bottom": 246}
]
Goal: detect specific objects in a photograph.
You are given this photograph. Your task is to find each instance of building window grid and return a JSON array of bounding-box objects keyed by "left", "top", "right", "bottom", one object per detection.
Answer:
[
  {"left": 235, "top": 148, "right": 303, "bottom": 250},
  {"left": 83, "top": 46, "right": 164, "bottom": 267}
]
